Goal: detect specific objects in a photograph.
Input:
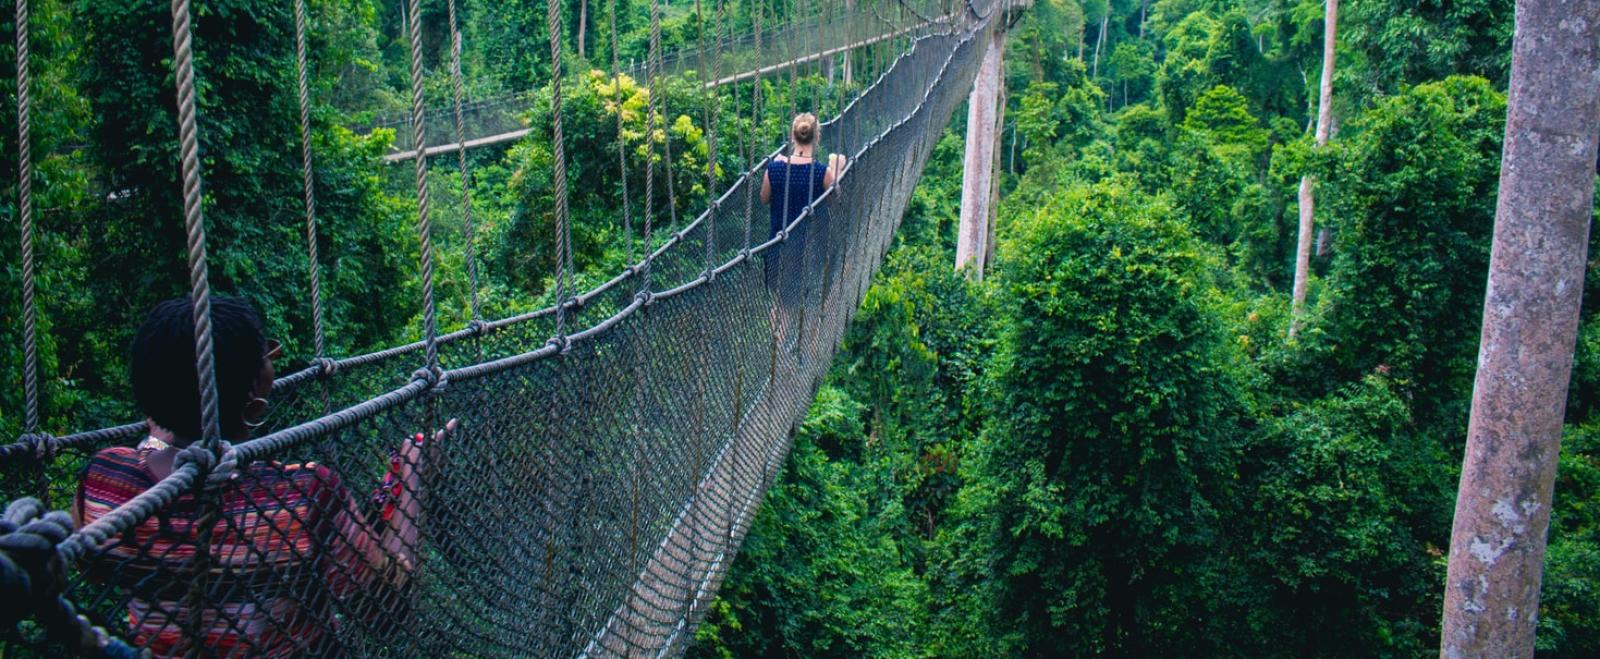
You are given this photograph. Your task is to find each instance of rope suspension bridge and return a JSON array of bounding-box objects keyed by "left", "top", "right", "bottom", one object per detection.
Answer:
[{"left": 0, "top": 0, "right": 1024, "bottom": 655}]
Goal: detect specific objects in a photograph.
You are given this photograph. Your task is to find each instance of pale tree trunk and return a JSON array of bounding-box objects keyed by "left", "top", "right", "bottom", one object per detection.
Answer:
[
  {"left": 1289, "top": 0, "right": 1337, "bottom": 338},
  {"left": 984, "top": 79, "right": 1007, "bottom": 269},
  {"left": 1139, "top": 1, "right": 1147, "bottom": 38},
  {"left": 1441, "top": 1, "right": 1600, "bottom": 656},
  {"left": 1092, "top": 13, "right": 1107, "bottom": 77},
  {"left": 957, "top": 31, "right": 1006, "bottom": 278},
  {"left": 843, "top": 0, "right": 854, "bottom": 85},
  {"left": 579, "top": 0, "right": 589, "bottom": 59}
]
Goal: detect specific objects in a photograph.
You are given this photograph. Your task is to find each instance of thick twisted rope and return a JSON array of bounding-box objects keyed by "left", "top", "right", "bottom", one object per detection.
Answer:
[
  {"left": 609, "top": 0, "right": 634, "bottom": 266},
  {"left": 547, "top": 0, "right": 574, "bottom": 338},
  {"left": 166, "top": 13, "right": 226, "bottom": 641},
  {"left": 293, "top": 0, "right": 328, "bottom": 362},
  {"left": 0, "top": 499, "right": 145, "bottom": 657},
  {"left": 404, "top": 0, "right": 443, "bottom": 377},
  {"left": 14, "top": 0, "right": 40, "bottom": 437},
  {"left": 169, "top": 0, "right": 223, "bottom": 448},
  {"left": 447, "top": 0, "right": 484, "bottom": 323}
]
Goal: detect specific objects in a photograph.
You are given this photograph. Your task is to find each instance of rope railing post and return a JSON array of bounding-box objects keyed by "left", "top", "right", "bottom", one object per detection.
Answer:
[
  {"left": 447, "top": 0, "right": 484, "bottom": 325},
  {"left": 14, "top": 0, "right": 41, "bottom": 441},
  {"left": 404, "top": 0, "right": 443, "bottom": 380},
  {"left": 547, "top": 0, "right": 575, "bottom": 339}
]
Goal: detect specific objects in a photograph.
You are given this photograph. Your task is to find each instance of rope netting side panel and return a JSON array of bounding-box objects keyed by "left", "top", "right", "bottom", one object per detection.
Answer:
[{"left": 0, "top": 5, "right": 1004, "bottom": 655}]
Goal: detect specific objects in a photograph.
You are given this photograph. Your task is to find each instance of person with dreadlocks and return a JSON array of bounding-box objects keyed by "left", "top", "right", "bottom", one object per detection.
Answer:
[
  {"left": 762, "top": 112, "right": 847, "bottom": 336},
  {"left": 74, "top": 296, "right": 449, "bottom": 657}
]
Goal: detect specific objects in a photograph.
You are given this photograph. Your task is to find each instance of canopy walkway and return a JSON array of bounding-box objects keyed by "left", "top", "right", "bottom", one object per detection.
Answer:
[{"left": 0, "top": 0, "right": 1018, "bottom": 655}]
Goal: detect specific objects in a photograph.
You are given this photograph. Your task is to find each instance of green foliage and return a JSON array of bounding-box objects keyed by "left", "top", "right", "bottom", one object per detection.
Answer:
[
  {"left": 1305, "top": 76, "right": 1506, "bottom": 414},
  {"left": 689, "top": 386, "right": 933, "bottom": 658},
  {"left": 1343, "top": 0, "right": 1514, "bottom": 99},
  {"left": 953, "top": 180, "right": 1240, "bottom": 656},
  {"left": 1239, "top": 375, "right": 1453, "bottom": 654},
  {"left": 1539, "top": 421, "right": 1600, "bottom": 656}
]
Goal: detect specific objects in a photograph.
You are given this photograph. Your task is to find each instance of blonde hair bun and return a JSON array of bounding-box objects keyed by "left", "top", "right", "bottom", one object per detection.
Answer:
[{"left": 791, "top": 113, "right": 819, "bottom": 146}]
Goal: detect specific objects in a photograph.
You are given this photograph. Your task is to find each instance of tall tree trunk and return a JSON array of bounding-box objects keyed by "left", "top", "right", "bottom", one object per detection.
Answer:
[
  {"left": 579, "top": 0, "right": 589, "bottom": 59},
  {"left": 1441, "top": 1, "right": 1600, "bottom": 655},
  {"left": 1289, "top": 0, "right": 1337, "bottom": 338},
  {"left": 984, "top": 79, "right": 1007, "bottom": 269},
  {"left": 957, "top": 31, "right": 1006, "bottom": 278},
  {"left": 1139, "top": 1, "right": 1147, "bottom": 38},
  {"left": 1092, "top": 13, "right": 1107, "bottom": 78}
]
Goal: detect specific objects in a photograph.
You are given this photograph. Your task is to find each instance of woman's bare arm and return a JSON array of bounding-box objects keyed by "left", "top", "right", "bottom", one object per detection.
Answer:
[
  {"left": 331, "top": 418, "right": 454, "bottom": 589},
  {"left": 824, "top": 153, "right": 847, "bottom": 188},
  {"left": 761, "top": 170, "right": 772, "bottom": 204}
]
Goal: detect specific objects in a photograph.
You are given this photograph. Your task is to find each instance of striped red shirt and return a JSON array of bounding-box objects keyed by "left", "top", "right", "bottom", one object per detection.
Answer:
[{"left": 76, "top": 445, "right": 381, "bottom": 657}]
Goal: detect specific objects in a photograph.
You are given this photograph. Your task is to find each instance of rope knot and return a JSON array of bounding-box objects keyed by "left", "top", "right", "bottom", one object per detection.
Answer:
[
  {"left": 172, "top": 442, "right": 234, "bottom": 486},
  {"left": 634, "top": 290, "right": 654, "bottom": 307},
  {"left": 19, "top": 433, "right": 57, "bottom": 461},
  {"left": 467, "top": 319, "right": 489, "bottom": 336},
  {"left": 545, "top": 335, "right": 572, "bottom": 354},
  {"left": 412, "top": 367, "right": 443, "bottom": 389},
  {"left": 312, "top": 357, "right": 339, "bottom": 379}
]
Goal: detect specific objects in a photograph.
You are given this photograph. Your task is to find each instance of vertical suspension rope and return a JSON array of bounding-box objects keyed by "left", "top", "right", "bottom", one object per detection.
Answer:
[
  {"left": 609, "top": 0, "right": 633, "bottom": 265},
  {"left": 404, "top": 0, "right": 442, "bottom": 376},
  {"left": 743, "top": 0, "right": 763, "bottom": 249},
  {"left": 446, "top": 0, "right": 483, "bottom": 324},
  {"left": 14, "top": 0, "right": 40, "bottom": 436},
  {"left": 292, "top": 0, "right": 328, "bottom": 362},
  {"left": 642, "top": 0, "right": 663, "bottom": 293},
  {"left": 170, "top": 0, "right": 222, "bottom": 447},
  {"left": 547, "top": 0, "right": 575, "bottom": 338},
  {"left": 694, "top": 0, "right": 721, "bottom": 271},
  {"left": 168, "top": 0, "right": 223, "bottom": 653}
]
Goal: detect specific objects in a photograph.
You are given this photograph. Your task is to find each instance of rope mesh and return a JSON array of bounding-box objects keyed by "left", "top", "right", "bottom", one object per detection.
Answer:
[{"left": 0, "top": 2, "right": 1005, "bottom": 655}]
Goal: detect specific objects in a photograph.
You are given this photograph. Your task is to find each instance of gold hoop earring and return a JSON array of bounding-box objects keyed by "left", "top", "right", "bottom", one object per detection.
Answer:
[{"left": 242, "top": 396, "right": 269, "bottom": 429}]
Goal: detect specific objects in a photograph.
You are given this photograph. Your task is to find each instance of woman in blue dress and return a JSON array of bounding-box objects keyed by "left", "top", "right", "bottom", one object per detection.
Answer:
[{"left": 761, "top": 113, "right": 846, "bottom": 325}]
